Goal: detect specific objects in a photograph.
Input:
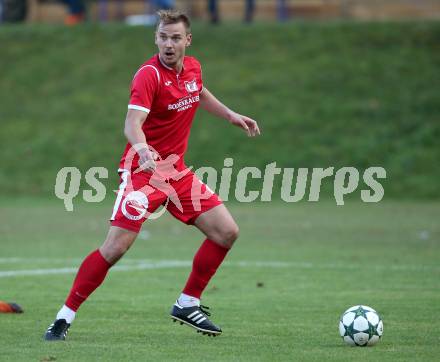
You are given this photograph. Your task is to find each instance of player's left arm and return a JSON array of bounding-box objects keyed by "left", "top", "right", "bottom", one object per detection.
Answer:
[{"left": 199, "top": 87, "right": 261, "bottom": 137}]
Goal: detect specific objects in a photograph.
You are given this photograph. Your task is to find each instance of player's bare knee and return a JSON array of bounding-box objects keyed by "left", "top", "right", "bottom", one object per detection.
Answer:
[
  {"left": 226, "top": 224, "right": 239, "bottom": 245},
  {"left": 216, "top": 224, "right": 239, "bottom": 249},
  {"left": 115, "top": 241, "right": 131, "bottom": 257},
  {"left": 101, "top": 242, "right": 128, "bottom": 264},
  {"left": 101, "top": 233, "right": 135, "bottom": 264}
]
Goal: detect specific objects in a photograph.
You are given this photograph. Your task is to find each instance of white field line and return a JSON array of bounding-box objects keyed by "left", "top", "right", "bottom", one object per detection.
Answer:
[
  {"left": 0, "top": 258, "right": 86, "bottom": 264},
  {"left": 0, "top": 261, "right": 192, "bottom": 278},
  {"left": 0, "top": 259, "right": 439, "bottom": 278}
]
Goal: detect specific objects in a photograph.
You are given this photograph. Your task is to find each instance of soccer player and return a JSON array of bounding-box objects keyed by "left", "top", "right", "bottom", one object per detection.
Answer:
[{"left": 44, "top": 10, "right": 260, "bottom": 341}]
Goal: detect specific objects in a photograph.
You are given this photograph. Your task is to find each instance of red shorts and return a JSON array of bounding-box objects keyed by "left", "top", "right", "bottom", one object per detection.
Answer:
[{"left": 110, "top": 168, "right": 222, "bottom": 233}]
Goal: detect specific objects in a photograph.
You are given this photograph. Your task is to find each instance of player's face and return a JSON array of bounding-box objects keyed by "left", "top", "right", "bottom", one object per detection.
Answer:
[{"left": 155, "top": 22, "right": 192, "bottom": 69}]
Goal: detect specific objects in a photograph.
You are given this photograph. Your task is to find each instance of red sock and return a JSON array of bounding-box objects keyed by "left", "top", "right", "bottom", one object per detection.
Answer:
[
  {"left": 182, "top": 239, "right": 229, "bottom": 299},
  {"left": 65, "top": 249, "right": 111, "bottom": 311}
]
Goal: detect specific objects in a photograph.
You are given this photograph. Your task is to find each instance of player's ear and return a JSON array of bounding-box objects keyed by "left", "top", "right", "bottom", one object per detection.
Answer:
[{"left": 186, "top": 33, "right": 192, "bottom": 47}]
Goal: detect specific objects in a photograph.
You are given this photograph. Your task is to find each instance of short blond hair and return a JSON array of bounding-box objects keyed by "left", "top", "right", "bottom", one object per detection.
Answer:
[{"left": 157, "top": 10, "right": 191, "bottom": 34}]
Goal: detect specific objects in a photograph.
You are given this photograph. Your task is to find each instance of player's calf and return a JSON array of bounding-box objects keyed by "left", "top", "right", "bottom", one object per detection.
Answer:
[{"left": 205, "top": 223, "right": 239, "bottom": 249}]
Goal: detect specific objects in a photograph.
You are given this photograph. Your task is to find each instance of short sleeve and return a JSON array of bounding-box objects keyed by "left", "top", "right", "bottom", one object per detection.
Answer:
[{"left": 128, "top": 65, "right": 160, "bottom": 113}]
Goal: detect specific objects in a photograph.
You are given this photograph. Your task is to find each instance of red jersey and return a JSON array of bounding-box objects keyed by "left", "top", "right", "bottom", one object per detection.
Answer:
[{"left": 119, "top": 54, "right": 203, "bottom": 172}]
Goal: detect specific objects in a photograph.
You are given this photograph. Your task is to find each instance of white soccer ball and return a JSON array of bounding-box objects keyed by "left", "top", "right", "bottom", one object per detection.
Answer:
[{"left": 338, "top": 305, "right": 383, "bottom": 346}]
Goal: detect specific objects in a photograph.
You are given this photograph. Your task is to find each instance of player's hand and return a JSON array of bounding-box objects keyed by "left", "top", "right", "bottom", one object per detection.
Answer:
[
  {"left": 135, "top": 148, "right": 158, "bottom": 174},
  {"left": 228, "top": 112, "right": 261, "bottom": 137}
]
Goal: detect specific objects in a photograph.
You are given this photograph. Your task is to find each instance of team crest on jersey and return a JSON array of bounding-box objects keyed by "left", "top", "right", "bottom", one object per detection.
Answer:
[{"left": 184, "top": 79, "right": 198, "bottom": 93}]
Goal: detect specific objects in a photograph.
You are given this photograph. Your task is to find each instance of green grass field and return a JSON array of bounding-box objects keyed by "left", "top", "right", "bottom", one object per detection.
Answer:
[{"left": 1, "top": 199, "right": 439, "bottom": 361}]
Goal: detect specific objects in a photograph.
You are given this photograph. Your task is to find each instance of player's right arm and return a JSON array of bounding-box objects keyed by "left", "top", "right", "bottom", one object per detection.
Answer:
[
  {"left": 125, "top": 64, "right": 161, "bottom": 173},
  {"left": 124, "top": 109, "right": 156, "bottom": 173}
]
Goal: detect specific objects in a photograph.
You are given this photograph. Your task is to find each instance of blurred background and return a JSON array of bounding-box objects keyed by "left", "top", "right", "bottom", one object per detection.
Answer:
[{"left": 3, "top": 0, "right": 440, "bottom": 24}]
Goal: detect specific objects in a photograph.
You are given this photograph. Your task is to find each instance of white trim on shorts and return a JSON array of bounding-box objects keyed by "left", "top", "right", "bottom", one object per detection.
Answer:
[{"left": 110, "top": 169, "right": 130, "bottom": 221}]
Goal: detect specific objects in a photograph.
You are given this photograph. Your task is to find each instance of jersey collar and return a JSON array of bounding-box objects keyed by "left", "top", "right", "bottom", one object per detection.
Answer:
[{"left": 158, "top": 54, "right": 185, "bottom": 75}]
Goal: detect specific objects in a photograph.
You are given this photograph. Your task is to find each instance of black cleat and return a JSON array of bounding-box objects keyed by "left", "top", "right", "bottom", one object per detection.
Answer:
[
  {"left": 9, "top": 303, "right": 24, "bottom": 313},
  {"left": 44, "top": 319, "right": 71, "bottom": 341},
  {"left": 170, "top": 302, "right": 222, "bottom": 336}
]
